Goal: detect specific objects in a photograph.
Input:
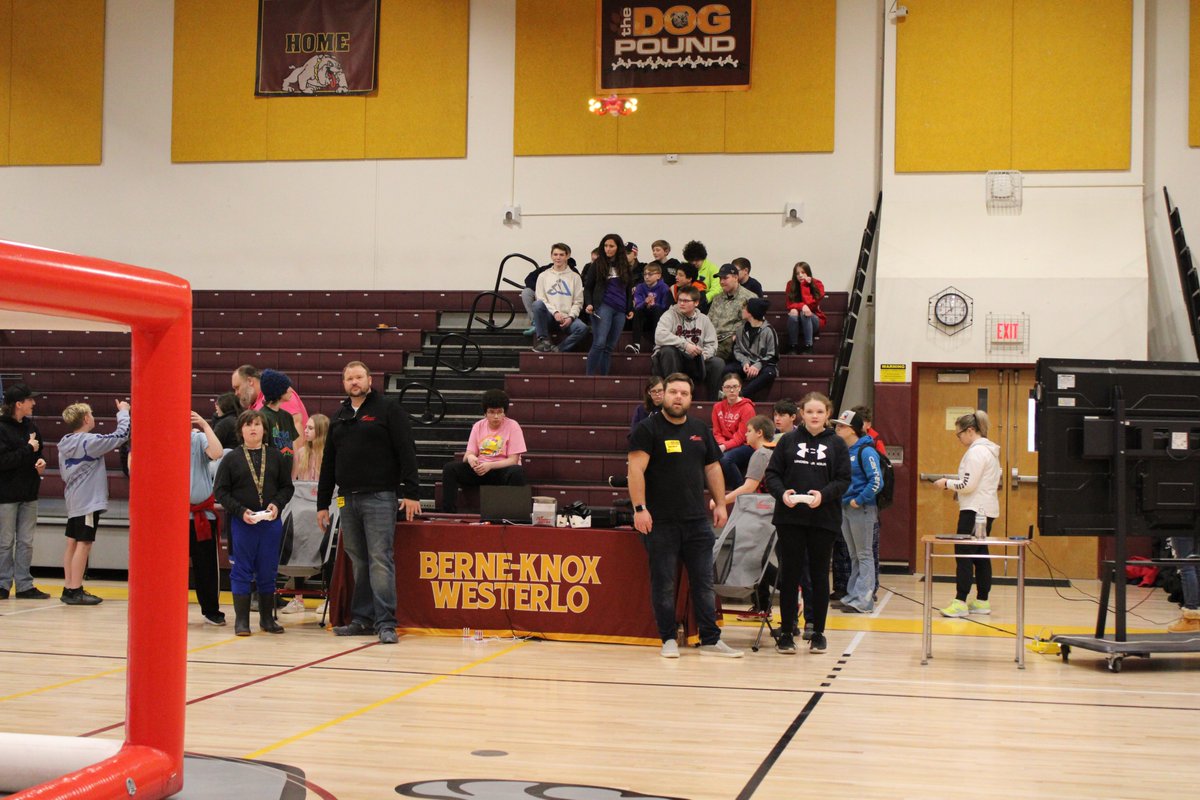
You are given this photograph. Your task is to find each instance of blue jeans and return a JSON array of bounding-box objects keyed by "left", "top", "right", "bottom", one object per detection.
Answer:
[
  {"left": 787, "top": 313, "right": 822, "bottom": 347},
  {"left": 340, "top": 491, "right": 399, "bottom": 632},
  {"left": 0, "top": 501, "right": 37, "bottom": 592},
  {"left": 720, "top": 445, "right": 754, "bottom": 489},
  {"left": 532, "top": 301, "right": 588, "bottom": 352},
  {"left": 641, "top": 518, "right": 721, "bottom": 644},
  {"left": 841, "top": 504, "right": 878, "bottom": 612},
  {"left": 586, "top": 303, "right": 625, "bottom": 376},
  {"left": 1171, "top": 536, "right": 1199, "bottom": 609},
  {"left": 230, "top": 516, "right": 283, "bottom": 595}
]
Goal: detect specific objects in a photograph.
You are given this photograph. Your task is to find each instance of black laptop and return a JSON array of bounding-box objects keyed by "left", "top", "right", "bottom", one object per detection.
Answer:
[{"left": 479, "top": 485, "right": 533, "bottom": 524}]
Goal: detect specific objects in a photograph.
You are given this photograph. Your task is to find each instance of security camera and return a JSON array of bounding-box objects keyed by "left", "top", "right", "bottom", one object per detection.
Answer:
[{"left": 893, "top": 5, "right": 908, "bottom": 20}]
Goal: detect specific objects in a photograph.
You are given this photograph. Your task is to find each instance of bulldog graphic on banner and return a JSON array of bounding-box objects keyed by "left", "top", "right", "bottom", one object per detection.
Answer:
[{"left": 256, "top": 0, "right": 380, "bottom": 96}]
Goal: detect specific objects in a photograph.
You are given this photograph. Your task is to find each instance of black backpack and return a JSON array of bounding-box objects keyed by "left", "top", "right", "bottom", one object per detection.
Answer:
[{"left": 874, "top": 449, "right": 896, "bottom": 511}]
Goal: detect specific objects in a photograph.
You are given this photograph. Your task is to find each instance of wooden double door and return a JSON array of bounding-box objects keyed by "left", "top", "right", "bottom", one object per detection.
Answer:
[{"left": 915, "top": 366, "right": 1098, "bottom": 580}]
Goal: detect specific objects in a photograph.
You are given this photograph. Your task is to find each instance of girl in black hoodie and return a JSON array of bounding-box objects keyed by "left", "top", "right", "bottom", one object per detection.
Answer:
[{"left": 764, "top": 392, "right": 850, "bottom": 654}]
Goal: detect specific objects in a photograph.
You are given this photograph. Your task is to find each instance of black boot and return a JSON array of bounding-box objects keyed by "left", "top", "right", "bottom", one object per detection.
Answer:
[
  {"left": 259, "top": 593, "right": 285, "bottom": 634},
  {"left": 233, "top": 594, "right": 252, "bottom": 637}
]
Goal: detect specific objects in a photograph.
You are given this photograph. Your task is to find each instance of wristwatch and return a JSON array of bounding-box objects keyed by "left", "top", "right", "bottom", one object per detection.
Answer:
[{"left": 634, "top": 504, "right": 647, "bottom": 513}]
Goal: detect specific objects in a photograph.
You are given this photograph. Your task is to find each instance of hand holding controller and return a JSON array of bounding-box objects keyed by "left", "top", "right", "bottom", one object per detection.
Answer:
[
  {"left": 783, "top": 491, "right": 815, "bottom": 508},
  {"left": 248, "top": 510, "right": 273, "bottom": 523}
]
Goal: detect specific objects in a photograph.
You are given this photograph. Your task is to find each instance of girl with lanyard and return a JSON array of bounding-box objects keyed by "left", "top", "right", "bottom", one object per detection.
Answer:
[{"left": 214, "top": 409, "right": 295, "bottom": 636}]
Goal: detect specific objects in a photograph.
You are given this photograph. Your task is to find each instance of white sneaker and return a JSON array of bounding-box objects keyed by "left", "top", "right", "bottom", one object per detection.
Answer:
[
  {"left": 280, "top": 596, "right": 306, "bottom": 614},
  {"left": 660, "top": 639, "right": 680, "bottom": 658},
  {"left": 315, "top": 600, "right": 327, "bottom": 617},
  {"left": 698, "top": 640, "right": 744, "bottom": 658}
]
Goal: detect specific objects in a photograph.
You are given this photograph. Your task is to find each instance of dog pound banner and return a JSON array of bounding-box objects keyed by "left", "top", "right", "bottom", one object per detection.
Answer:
[
  {"left": 256, "top": 0, "right": 381, "bottom": 96},
  {"left": 597, "top": 1, "right": 754, "bottom": 93}
]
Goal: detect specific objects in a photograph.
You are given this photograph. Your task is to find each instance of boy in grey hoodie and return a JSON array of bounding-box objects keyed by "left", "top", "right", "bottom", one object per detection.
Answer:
[
  {"left": 651, "top": 285, "right": 724, "bottom": 399},
  {"left": 57, "top": 400, "right": 131, "bottom": 605}
]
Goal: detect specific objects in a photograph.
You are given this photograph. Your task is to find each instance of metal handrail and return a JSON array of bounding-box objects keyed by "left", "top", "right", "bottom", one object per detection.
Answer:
[{"left": 398, "top": 332, "right": 483, "bottom": 425}]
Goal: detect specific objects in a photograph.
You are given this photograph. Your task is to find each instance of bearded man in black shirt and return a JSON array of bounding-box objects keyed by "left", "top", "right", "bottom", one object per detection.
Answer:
[{"left": 627, "top": 373, "right": 743, "bottom": 659}]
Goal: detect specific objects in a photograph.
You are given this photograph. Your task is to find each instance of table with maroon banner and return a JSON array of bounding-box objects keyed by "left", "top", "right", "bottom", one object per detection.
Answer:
[{"left": 328, "top": 520, "right": 708, "bottom": 646}]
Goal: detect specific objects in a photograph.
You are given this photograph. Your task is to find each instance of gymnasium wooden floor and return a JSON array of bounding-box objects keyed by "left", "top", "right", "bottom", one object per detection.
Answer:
[{"left": 2, "top": 573, "right": 1198, "bottom": 799}]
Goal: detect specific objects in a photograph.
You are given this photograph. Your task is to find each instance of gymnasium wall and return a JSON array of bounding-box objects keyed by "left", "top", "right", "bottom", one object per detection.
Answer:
[
  {"left": 0, "top": 0, "right": 880, "bottom": 308},
  {"left": 875, "top": 0, "right": 1151, "bottom": 375}
]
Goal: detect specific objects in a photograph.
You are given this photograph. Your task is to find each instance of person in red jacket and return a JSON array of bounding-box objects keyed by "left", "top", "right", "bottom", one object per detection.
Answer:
[
  {"left": 784, "top": 261, "right": 826, "bottom": 354},
  {"left": 712, "top": 373, "right": 757, "bottom": 490}
]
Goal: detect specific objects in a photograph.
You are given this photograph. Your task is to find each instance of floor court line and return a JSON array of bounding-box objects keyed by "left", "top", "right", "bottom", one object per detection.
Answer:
[
  {"left": 80, "top": 641, "right": 379, "bottom": 737},
  {"left": 836, "top": 674, "right": 1200, "bottom": 699},
  {"left": 804, "top": 685, "right": 1200, "bottom": 713},
  {"left": 243, "top": 641, "right": 528, "bottom": 760},
  {"left": 735, "top": 691, "right": 824, "bottom": 800}
]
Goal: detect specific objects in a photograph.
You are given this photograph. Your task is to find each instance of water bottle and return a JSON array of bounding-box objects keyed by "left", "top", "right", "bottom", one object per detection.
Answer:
[{"left": 974, "top": 512, "right": 987, "bottom": 540}]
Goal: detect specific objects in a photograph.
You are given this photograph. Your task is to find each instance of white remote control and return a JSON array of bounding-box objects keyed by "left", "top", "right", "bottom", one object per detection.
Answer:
[{"left": 785, "top": 493, "right": 814, "bottom": 507}]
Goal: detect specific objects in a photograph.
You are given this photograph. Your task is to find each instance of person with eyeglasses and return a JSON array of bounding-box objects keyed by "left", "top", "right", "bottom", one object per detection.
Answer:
[
  {"left": 608, "top": 377, "right": 666, "bottom": 489},
  {"left": 439, "top": 389, "right": 528, "bottom": 513},
  {"left": 651, "top": 284, "right": 725, "bottom": 399},
  {"left": 934, "top": 410, "right": 1002, "bottom": 618}
]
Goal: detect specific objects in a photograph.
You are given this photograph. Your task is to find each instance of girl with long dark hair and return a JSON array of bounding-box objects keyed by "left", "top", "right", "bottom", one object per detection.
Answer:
[{"left": 584, "top": 233, "right": 634, "bottom": 376}]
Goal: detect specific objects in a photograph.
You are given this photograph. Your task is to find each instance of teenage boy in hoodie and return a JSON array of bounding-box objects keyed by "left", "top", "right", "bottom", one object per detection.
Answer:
[
  {"left": 681, "top": 240, "right": 721, "bottom": 305},
  {"left": 764, "top": 392, "right": 850, "bottom": 654},
  {"left": 627, "top": 262, "right": 671, "bottom": 355},
  {"left": 531, "top": 243, "right": 587, "bottom": 353},
  {"left": 832, "top": 410, "right": 883, "bottom": 614},
  {"left": 709, "top": 264, "right": 757, "bottom": 361},
  {"left": 652, "top": 285, "right": 724, "bottom": 399},
  {"left": 713, "top": 373, "right": 757, "bottom": 490},
  {"left": 649, "top": 239, "right": 683, "bottom": 285},
  {"left": 58, "top": 399, "right": 131, "bottom": 605},
  {"left": 724, "top": 297, "right": 779, "bottom": 401}
]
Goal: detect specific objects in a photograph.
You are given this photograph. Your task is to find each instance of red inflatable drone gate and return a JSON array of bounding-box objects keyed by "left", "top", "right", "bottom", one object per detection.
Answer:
[{"left": 1, "top": 241, "right": 191, "bottom": 799}]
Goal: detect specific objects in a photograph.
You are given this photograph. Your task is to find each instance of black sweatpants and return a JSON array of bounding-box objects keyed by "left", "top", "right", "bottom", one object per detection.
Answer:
[
  {"left": 954, "top": 510, "right": 994, "bottom": 602},
  {"left": 775, "top": 523, "right": 837, "bottom": 636}
]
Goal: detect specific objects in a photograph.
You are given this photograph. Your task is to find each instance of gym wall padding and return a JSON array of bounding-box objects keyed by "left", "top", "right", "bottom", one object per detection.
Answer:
[
  {"left": 513, "top": 0, "right": 836, "bottom": 156},
  {"left": 171, "top": 0, "right": 469, "bottom": 163},
  {"left": 896, "top": 0, "right": 1132, "bottom": 173},
  {"left": 0, "top": 0, "right": 105, "bottom": 166}
]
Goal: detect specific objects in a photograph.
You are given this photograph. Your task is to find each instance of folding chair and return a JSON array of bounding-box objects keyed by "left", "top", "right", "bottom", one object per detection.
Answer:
[
  {"left": 277, "top": 479, "right": 340, "bottom": 626},
  {"left": 712, "top": 493, "right": 779, "bottom": 652}
]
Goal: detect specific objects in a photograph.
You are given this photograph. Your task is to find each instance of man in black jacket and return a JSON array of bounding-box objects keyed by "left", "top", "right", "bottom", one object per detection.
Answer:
[
  {"left": 0, "top": 383, "right": 50, "bottom": 600},
  {"left": 317, "top": 362, "right": 421, "bottom": 644}
]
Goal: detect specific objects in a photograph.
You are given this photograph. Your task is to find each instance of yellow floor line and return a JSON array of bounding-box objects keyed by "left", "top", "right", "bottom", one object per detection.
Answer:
[
  {"left": 723, "top": 613, "right": 1158, "bottom": 638},
  {"left": 243, "top": 641, "right": 528, "bottom": 760}
]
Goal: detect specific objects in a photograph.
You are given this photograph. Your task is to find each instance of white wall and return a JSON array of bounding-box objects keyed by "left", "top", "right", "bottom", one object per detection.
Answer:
[
  {"left": 874, "top": 2, "right": 1153, "bottom": 375},
  {"left": 0, "top": 0, "right": 882, "bottom": 304},
  {"left": 1144, "top": 0, "right": 1200, "bottom": 363}
]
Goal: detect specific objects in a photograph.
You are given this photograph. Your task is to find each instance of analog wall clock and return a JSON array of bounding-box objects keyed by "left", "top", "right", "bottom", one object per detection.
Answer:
[{"left": 927, "top": 287, "right": 974, "bottom": 336}]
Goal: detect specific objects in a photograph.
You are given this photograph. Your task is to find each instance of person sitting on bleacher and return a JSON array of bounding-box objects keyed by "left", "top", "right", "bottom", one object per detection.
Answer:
[
  {"left": 708, "top": 264, "right": 757, "bottom": 361},
  {"left": 57, "top": 400, "right": 131, "bottom": 606},
  {"left": 627, "top": 263, "right": 671, "bottom": 355},
  {"left": 652, "top": 285, "right": 724, "bottom": 400},
  {"left": 531, "top": 243, "right": 587, "bottom": 354},
  {"left": 520, "top": 248, "right": 580, "bottom": 338},
  {"left": 439, "top": 389, "right": 528, "bottom": 514},
  {"left": 649, "top": 239, "right": 683, "bottom": 286},
  {"left": 723, "top": 297, "right": 779, "bottom": 401},
  {"left": 735, "top": 257, "right": 764, "bottom": 298},
  {"left": 232, "top": 364, "right": 309, "bottom": 432}
]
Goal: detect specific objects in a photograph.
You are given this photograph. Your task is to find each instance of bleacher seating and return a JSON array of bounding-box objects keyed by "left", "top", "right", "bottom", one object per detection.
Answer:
[{"left": 3, "top": 285, "right": 849, "bottom": 541}]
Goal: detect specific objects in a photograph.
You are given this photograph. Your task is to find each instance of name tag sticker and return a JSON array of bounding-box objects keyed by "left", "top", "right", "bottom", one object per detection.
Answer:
[
  {"left": 336, "top": 496, "right": 346, "bottom": 508},
  {"left": 665, "top": 440, "right": 682, "bottom": 454}
]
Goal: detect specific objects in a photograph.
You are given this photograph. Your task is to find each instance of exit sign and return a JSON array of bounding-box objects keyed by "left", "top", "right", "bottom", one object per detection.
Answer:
[
  {"left": 992, "top": 320, "right": 1023, "bottom": 342},
  {"left": 985, "top": 313, "right": 1029, "bottom": 356}
]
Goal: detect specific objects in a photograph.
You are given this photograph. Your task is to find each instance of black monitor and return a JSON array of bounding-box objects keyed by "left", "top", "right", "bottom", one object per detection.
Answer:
[{"left": 1036, "top": 358, "right": 1200, "bottom": 537}]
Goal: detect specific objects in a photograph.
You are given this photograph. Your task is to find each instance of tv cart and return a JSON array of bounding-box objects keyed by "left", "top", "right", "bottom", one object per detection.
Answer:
[{"left": 1051, "top": 387, "right": 1200, "bottom": 672}]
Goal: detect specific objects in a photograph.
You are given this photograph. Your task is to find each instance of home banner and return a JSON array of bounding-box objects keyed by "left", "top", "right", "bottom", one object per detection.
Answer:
[
  {"left": 596, "top": 1, "right": 754, "bottom": 93},
  {"left": 256, "top": 0, "right": 381, "bottom": 96}
]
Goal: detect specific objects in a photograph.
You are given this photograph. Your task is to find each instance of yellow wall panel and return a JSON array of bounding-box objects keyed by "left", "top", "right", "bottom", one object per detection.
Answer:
[
  {"left": 514, "top": 0, "right": 617, "bottom": 156},
  {"left": 1012, "top": 0, "right": 1131, "bottom": 170},
  {"left": 173, "top": 0, "right": 467, "bottom": 163},
  {"left": 896, "top": 0, "right": 1013, "bottom": 172},
  {"left": 172, "top": 0, "right": 267, "bottom": 162},
  {"left": 616, "top": 92, "right": 725, "bottom": 154},
  {"left": 516, "top": 0, "right": 835, "bottom": 156},
  {"left": 725, "top": 0, "right": 836, "bottom": 153},
  {"left": 365, "top": 0, "right": 468, "bottom": 158},
  {"left": 8, "top": 0, "right": 104, "bottom": 166},
  {"left": 0, "top": 3, "right": 12, "bottom": 164},
  {"left": 268, "top": 97, "right": 366, "bottom": 160},
  {"left": 1190, "top": 0, "right": 1200, "bottom": 147}
]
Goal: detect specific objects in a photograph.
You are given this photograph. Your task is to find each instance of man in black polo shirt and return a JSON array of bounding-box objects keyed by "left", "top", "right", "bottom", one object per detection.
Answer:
[
  {"left": 628, "top": 373, "right": 743, "bottom": 658},
  {"left": 317, "top": 361, "right": 421, "bottom": 644}
]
